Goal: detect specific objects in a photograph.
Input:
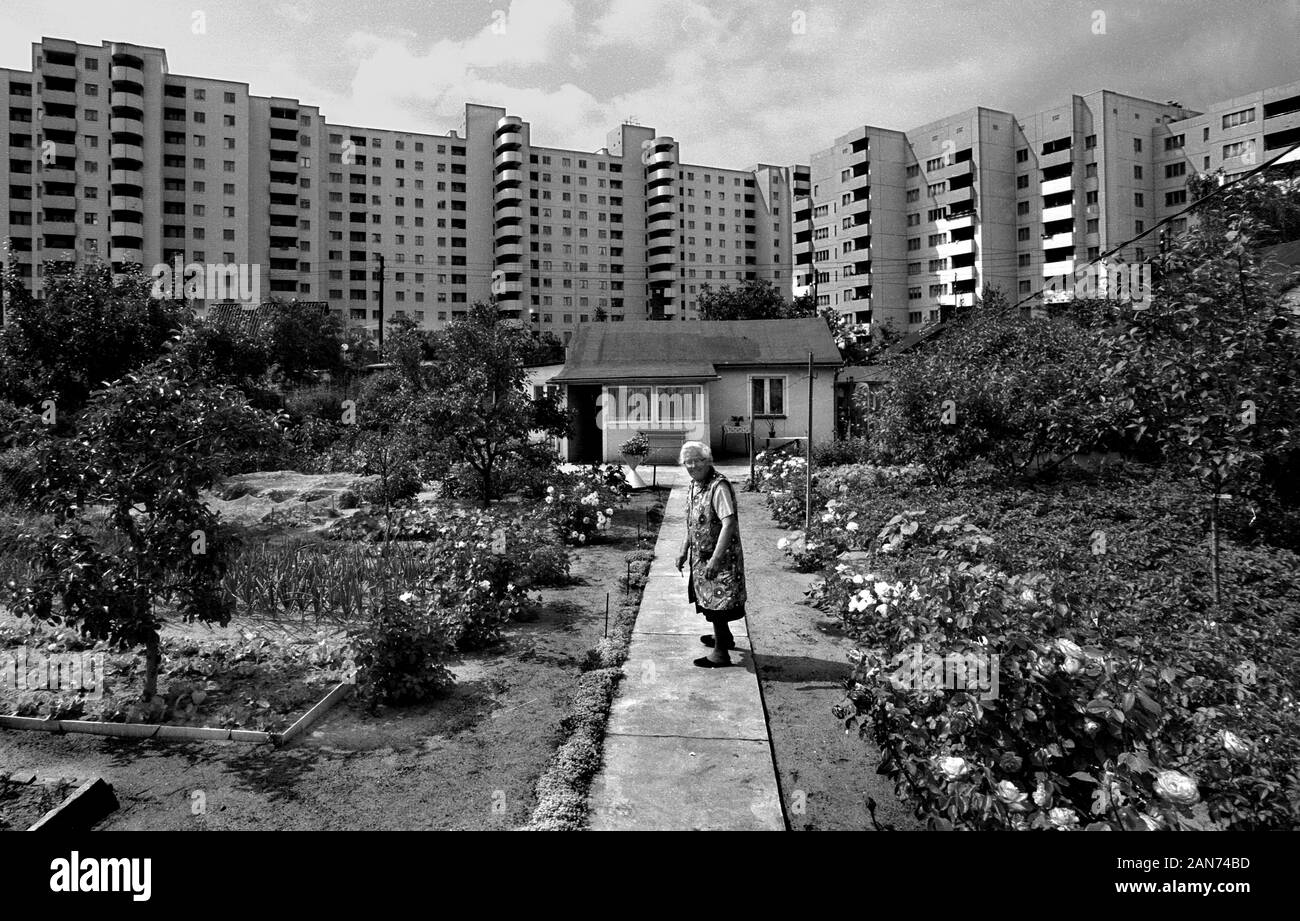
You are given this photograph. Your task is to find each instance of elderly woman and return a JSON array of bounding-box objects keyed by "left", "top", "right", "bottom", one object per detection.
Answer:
[{"left": 674, "top": 441, "right": 747, "bottom": 668}]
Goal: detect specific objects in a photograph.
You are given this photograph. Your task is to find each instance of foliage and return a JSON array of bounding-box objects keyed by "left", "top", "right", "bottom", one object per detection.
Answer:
[
  {"left": 759, "top": 460, "right": 1300, "bottom": 830},
  {"left": 0, "top": 264, "right": 186, "bottom": 419},
  {"left": 543, "top": 464, "right": 630, "bottom": 545},
  {"left": 261, "top": 299, "right": 346, "bottom": 387},
  {"left": 618, "top": 433, "right": 649, "bottom": 458},
  {"left": 871, "top": 288, "right": 1134, "bottom": 478},
  {"left": 346, "top": 585, "right": 456, "bottom": 706},
  {"left": 410, "top": 302, "right": 568, "bottom": 505},
  {"left": 696, "top": 278, "right": 814, "bottom": 321},
  {"left": 811, "top": 436, "right": 875, "bottom": 467},
  {"left": 1, "top": 359, "right": 282, "bottom": 699}
]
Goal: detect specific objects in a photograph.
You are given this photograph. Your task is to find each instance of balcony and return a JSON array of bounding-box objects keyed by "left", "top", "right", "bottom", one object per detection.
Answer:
[
  {"left": 268, "top": 134, "right": 299, "bottom": 152},
  {"left": 110, "top": 142, "right": 144, "bottom": 164},
  {"left": 1043, "top": 258, "right": 1074, "bottom": 277},
  {"left": 109, "top": 116, "right": 144, "bottom": 139},
  {"left": 495, "top": 115, "right": 524, "bottom": 147},
  {"left": 646, "top": 198, "right": 675, "bottom": 220},
  {"left": 110, "top": 219, "right": 144, "bottom": 238},
  {"left": 1041, "top": 176, "right": 1073, "bottom": 197},
  {"left": 109, "top": 64, "right": 144, "bottom": 85},
  {"left": 109, "top": 248, "right": 144, "bottom": 269},
  {"left": 941, "top": 265, "right": 976, "bottom": 283},
  {"left": 495, "top": 168, "right": 523, "bottom": 187},
  {"left": 1039, "top": 145, "right": 1074, "bottom": 169},
  {"left": 643, "top": 147, "right": 676, "bottom": 169},
  {"left": 494, "top": 186, "right": 522, "bottom": 207},
  {"left": 936, "top": 238, "right": 975, "bottom": 259},
  {"left": 1042, "top": 203, "right": 1074, "bottom": 223},
  {"left": 40, "top": 88, "right": 77, "bottom": 108},
  {"left": 108, "top": 89, "right": 143, "bottom": 113},
  {"left": 41, "top": 192, "right": 77, "bottom": 210},
  {"left": 1042, "top": 231, "right": 1074, "bottom": 250},
  {"left": 647, "top": 265, "right": 675, "bottom": 284},
  {"left": 42, "top": 166, "right": 77, "bottom": 184},
  {"left": 41, "top": 114, "right": 77, "bottom": 135},
  {"left": 269, "top": 200, "right": 298, "bottom": 217},
  {"left": 496, "top": 242, "right": 524, "bottom": 260},
  {"left": 493, "top": 148, "right": 523, "bottom": 171},
  {"left": 494, "top": 205, "right": 523, "bottom": 225}
]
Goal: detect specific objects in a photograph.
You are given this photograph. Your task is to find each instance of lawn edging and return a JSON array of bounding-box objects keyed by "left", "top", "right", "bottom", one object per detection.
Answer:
[{"left": 0, "top": 681, "right": 354, "bottom": 746}]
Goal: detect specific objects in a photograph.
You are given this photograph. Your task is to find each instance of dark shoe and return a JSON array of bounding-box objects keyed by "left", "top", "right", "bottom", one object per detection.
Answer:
[
  {"left": 699, "top": 635, "right": 737, "bottom": 650},
  {"left": 694, "top": 656, "right": 733, "bottom": 668}
]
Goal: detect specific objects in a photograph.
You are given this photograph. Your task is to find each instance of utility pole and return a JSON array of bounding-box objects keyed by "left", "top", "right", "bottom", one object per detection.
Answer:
[
  {"left": 804, "top": 350, "right": 813, "bottom": 536},
  {"left": 377, "top": 253, "right": 385, "bottom": 351}
]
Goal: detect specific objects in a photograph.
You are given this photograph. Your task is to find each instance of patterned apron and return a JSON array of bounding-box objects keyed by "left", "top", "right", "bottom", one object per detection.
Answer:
[{"left": 686, "top": 469, "right": 747, "bottom": 618}]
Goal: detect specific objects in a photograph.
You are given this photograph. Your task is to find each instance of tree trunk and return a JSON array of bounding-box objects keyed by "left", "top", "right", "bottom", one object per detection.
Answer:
[{"left": 143, "top": 631, "right": 161, "bottom": 700}]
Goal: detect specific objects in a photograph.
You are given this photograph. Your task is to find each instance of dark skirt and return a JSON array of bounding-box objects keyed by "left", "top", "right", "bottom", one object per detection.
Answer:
[{"left": 688, "top": 575, "right": 747, "bottom": 623}]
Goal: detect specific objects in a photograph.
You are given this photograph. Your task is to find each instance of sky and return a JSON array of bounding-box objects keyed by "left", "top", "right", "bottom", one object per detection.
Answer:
[{"left": 1, "top": 0, "right": 1297, "bottom": 170}]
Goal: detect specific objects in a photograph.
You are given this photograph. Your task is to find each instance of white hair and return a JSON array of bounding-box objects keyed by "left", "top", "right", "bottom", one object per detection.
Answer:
[{"left": 679, "top": 441, "right": 713, "bottom": 463}]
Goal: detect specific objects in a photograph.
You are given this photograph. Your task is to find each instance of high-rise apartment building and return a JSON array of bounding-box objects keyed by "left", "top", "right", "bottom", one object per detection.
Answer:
[
  {"left": 797, "top": 81, "right": 1300, "bottom": 333},
  {"left": 0, "top": 37, "right": 797, "bottom": 342}
]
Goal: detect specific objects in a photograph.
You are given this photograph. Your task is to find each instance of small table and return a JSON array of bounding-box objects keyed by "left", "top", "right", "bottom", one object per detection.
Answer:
[{"left": 721, "top": 423, "right": 751, "bottom": 455}]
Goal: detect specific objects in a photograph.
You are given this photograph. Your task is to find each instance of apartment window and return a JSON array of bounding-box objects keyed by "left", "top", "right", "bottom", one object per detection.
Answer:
[
  {"left": 906, "top": 164, "right": 920, "bottom": 177},
  {"left": 1165, "top": 161, "right": 1187, "bottom": 179},
  {"left": 1165, "top": 190, "right": 1187, "bottom": 206},
  {"left": 906, "top": 189, "right": 919, "bottom": 202},
  {"left": 906, "top": 213, "right": 920, "bottom": 227},
  {"left": 1164, "top": 134, "right": 1185, "bottom": 150},
  {"left": 908, "top": 287, "right": 922, "bottom": 300},
  {"left": 1016, "top": 148, "right": 1029, "bottom": 163},
  {"left": 1017, "top": 227, "right": 1030, "bottom": 241},
  {"left": 1017, "top": 201, "right": 1030, "bottom": 216},
  {"left": 1133, "top": 165, "right": 1143, "bottom": 179},
  {"left": 751, "top": 377, "right": 785, "bottom": 416},
  {"left": 1016, "top": 175, "right": 1029, "bottom": 189},
  {"left": 927, "top": 208, "right": 945, "bottom": 221},
  {"left": 907, "top": 262, "right": 922, "bottom": 276},
  {"left": 224, "top": 91, "right": 236, "bottom": 103},
  {"left": 193, "top": 158, "right": 205, "bottom": 169},
  {"left": 1133, "top": 138, "right": 1142, "bottom": 153},
  {"left": 1134, "top": 192, "right": 1144, "bottom": 207},
  {"left": 1018, "top": 253, "right": 1030, "bottom": 267},
  {"left": 194, "top": 111, "right": 205, "bottom": 123},
  {"left": 1019, "top": 280, "right": 1032, "bottom": 294},
  {"left": 1223, "top": 141, "right": 1252, "bottom": 160},
  {"left": 1222, "top": 108, "right": 1256, "bottom": 129},
  {"left": 85, "top": 83, "right": 98, "bottom": 97},
  {"left": 1086, "top": 218, "right": 1099, "bottom": 233},
  {"left": 925, "top": 156, "right": 945, "bottom": 171},
  {"left": 1135, "top": 220, "right": 1145, "bottom": 234},
  {"left": 1085, "top": 162, "right": 1097, "bottom": 178},
  {"left": 907, "top": 237, "right": 921, "bottom": 251},
  {"left": 1084, "top": 135, "right": 1096, "bottom": 149},
  {"left": 1086, "top": 190, "right": 1099, "bottom": 205},
  {"left": 928, "top": 258, "right": 948, "bottom": 272}
]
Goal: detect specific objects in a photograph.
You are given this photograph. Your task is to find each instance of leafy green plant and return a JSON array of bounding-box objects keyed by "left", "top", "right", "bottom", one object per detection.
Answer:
[
  {"left": 346, "top": 585, "right": 455, "bottom": 706},
  {"left": 543, "top": 464, "right": 630, "bottom": 546},
  {"left": 2, "top": 360, "right": 280, "bottom": 699}
]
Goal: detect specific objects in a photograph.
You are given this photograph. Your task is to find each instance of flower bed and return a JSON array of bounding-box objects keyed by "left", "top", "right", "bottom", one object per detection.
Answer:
[
  {"left": 754, "top": 454, "right": 1300, "bottom": 830},
  {"left": 0, "top": 619, "right": 349, "bottom": 732}
]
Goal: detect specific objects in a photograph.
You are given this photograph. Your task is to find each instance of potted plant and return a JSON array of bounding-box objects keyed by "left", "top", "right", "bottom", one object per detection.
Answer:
[{"left": 619, "top": 432, "right": 650, "bottom": 489}]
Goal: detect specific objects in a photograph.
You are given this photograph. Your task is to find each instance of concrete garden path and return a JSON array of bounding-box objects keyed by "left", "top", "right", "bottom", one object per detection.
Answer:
[{"left": 588, "top": 465, "right": 785, "bottom": 831}]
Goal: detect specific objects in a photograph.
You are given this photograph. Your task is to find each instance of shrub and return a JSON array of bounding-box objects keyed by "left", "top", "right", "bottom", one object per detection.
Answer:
[
  {"left": 357, "top": 462, "right": 422, "bottom": 510},
  {"left": 544, "top": 464, "right": 630, "bottom": 546},
  {"left": 0, "top": 446, "right": 41, "bottom": 509},
  {"left": 805, "top": 466, "right": 1300, "bottom": 830},
  {"left": 346, "top": 585, "right": 455, "bottom": 706},
  {"left": 812, "top": 437, "right": 875, "bottom": 467}
]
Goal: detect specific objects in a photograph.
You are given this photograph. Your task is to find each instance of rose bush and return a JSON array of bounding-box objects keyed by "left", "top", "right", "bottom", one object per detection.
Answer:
[
  {"left": 758, "top": 458, "right": 1300, "bottom": 830},
  {"left": 543, "top": 464, "right": 630, "bottom": 546}
]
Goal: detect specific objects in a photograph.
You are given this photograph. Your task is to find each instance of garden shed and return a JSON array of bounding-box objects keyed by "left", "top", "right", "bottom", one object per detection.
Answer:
[{"left": 550, "top": 318, "right": 841, "bottom": 463}]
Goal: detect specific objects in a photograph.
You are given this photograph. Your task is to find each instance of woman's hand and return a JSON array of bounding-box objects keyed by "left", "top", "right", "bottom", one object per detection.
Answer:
[
  {"left": 704, "top": 559, "right": 721, "bottom": 580},
  {"left": 676, "top": 549, "right": 689, "bottom": 572}
]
